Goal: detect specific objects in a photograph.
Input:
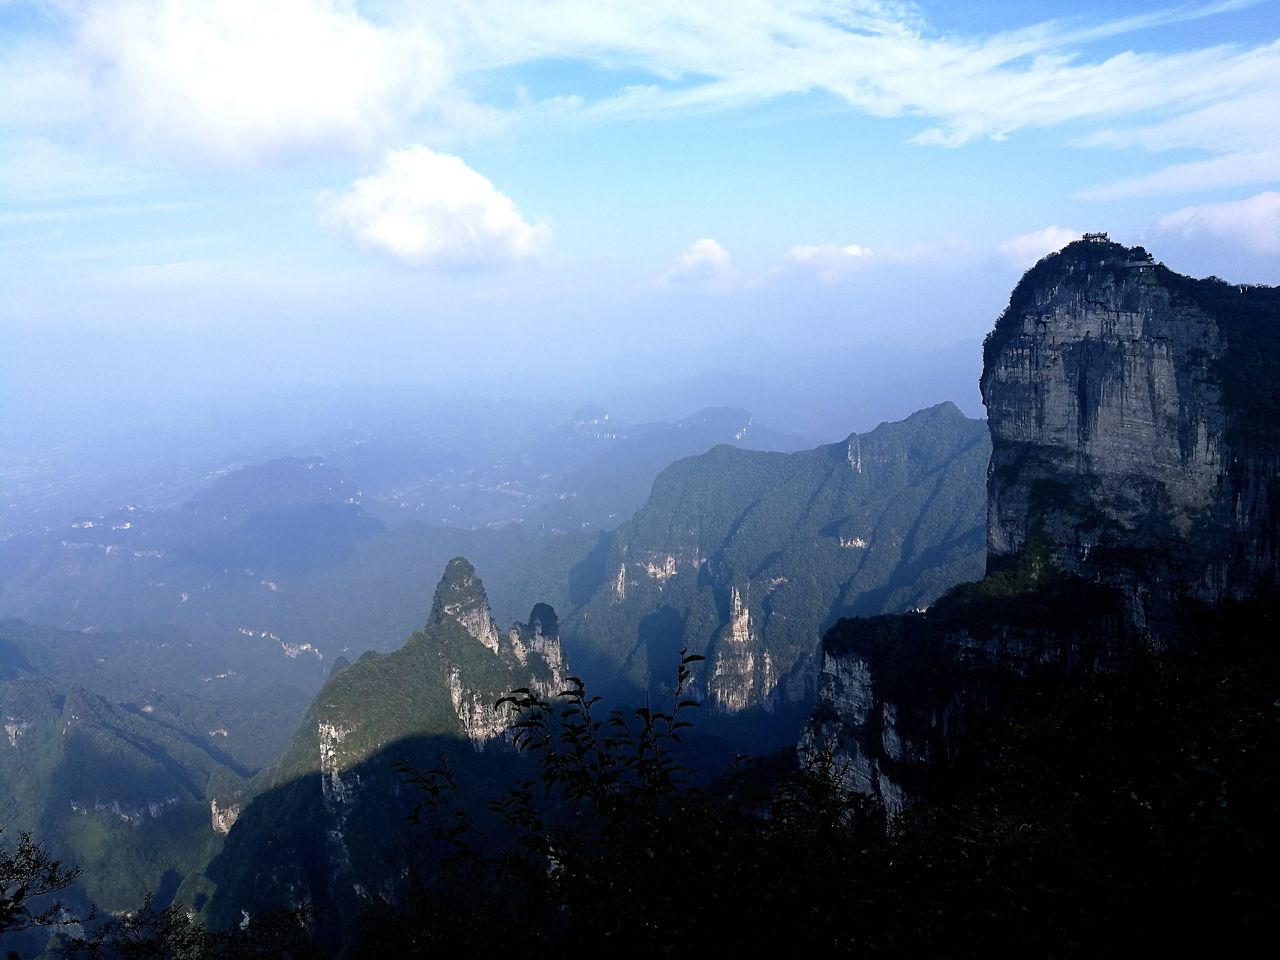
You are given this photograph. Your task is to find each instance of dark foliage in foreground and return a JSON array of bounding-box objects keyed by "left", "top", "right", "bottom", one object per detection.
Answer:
[
  {"left": 358, "top": 604, "right": 1280, "bottom": 957},
  {"left": 359, "top": 651, "right": 886, "bottom": 955},
  {"left": 18, "top": 600, "right": 1279, "bottom": 957},
  {"left": 52, "top": 899, "right": 320, "bottom": 960},
  {"left": 0, "top": 827, "right": 84, "bottom": 935}
]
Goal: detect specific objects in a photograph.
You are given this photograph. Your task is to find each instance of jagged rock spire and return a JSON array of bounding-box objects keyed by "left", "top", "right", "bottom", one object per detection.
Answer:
[{"left": 428, "top": 556, "right": 501, "bottom": 654}]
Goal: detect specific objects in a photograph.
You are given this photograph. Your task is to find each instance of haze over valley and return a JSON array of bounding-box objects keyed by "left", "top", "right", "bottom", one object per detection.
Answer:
[{"left": 2, "top": 1, "right": 1278, "bottom": 956}]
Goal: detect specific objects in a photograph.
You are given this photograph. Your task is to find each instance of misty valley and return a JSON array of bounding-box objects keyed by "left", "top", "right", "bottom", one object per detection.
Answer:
[
  {"left": 4, "top": 1, "right": 1280, "bottom": 954},
  {"left": 2, "top": 239, "right": 1278, "bottom": 956}
]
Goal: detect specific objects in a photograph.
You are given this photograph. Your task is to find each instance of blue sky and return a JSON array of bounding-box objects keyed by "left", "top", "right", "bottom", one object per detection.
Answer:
[{"left": 2, "top": 0, "right": 1278, "bottom": 428}]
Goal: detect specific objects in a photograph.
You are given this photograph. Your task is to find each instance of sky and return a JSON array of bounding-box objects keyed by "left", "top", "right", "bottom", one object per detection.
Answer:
[{"left": 2, "top": 0, "right": 1279, "bottom": 440}]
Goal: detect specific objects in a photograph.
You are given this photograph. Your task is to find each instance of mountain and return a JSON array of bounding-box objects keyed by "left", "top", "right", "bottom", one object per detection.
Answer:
[
  {"left": 802, "top": 236, "right": 1280, "bottom": 809},
  {"left": 0, "top": 457, "right": 596, "bottom": 763},
  {"left": 0, "top": 632, "right": 247, "bottom": 919},
  {"left": 531, "top": 405, "right": 808, "bottom": 531},
  {"left": 199, "top": 559, "right": 566, "bottom": 939},
  {"left": 0, "top": 400, "right": 799, "bottom": 692},
  {"left": 981, "top": 237, "right": 1280, "bottom": 623},
  {"left": 319, "top": 401, "right": 806, "bottom": 531},
  {"left": 563, "top": 402, "right": 990, "bottom": 746},
  {"left": 0, "top": 619, "right": 306, "bottom": 773}
]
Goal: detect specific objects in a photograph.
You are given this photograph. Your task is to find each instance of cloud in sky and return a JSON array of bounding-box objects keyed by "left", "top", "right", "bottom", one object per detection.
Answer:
[
  {"left": 1081, "top": 147, "right": 1280, "bottom": 201},
  {"left": 662, "top": 238, "right": 734, "bottom": 287},
  {"left": 1153, "top": 191, "right": 1280, "bottom": 253},
  {"left": 4, "top": 0, "right": 1278, "bottom": 194},
  {"left": 49, "top": 0, "right": 447, "bottom": 163},
  {"left": 784, "top": 243, "right": 873, "bottom": 282},
  {"left": 999, "top": 225, "right": 1080, "bottom": 268},
  {"left": 319, "top": 145, "right": 549, "bottom": 269}
]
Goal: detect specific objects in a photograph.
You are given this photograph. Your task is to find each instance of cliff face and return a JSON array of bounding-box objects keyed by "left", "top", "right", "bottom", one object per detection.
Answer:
[
  {"left": 204, "top": 558, "right": 566, "bottom": 935},
  {"left": 566, "top": 402, "right": 990, "bottom": 742},
  {"left": 803, "top": 237, "right": 1280, "bottom": 806},
  {"left": 981, "top": 237, "right": 1280, "bottom": 620}
]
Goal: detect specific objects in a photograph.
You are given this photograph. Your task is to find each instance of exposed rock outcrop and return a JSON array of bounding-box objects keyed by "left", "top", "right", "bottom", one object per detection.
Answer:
[
  {"left": 431, "top": 558, "right": 503, "bottom": 655},
  {"left": 707, "top": 585, "right": 776, "bottom": 713},
  {"left": 981, "top": 237, "right": 1280, "bottom": 624},
  {"left": 205, "top": 558, "right": 568, "bottom": 934},
  {"left": 803, "top": 237, "right": 1280, "bottom": 807},
  {"left": 567, "top": 403, "right": 991, "bottom": 736}
]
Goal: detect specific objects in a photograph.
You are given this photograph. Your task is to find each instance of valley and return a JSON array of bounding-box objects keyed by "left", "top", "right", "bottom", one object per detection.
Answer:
[{"left": 4, "top": 3, "right": 1278, "bottom": 948}]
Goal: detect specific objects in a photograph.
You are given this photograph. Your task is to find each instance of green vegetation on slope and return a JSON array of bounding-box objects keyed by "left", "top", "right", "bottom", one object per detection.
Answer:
[
  {"left": 200, "top": 559, "right": 564, "bottom": 939},
  {"left": 346, "top": 600, "right": 1280, "bottom": 955},
  {"left": 566, "top": 402, "right": 989, "bottom": 726},
  {"left": 0, "top": 671, "right": 243, "bottom": 917}
]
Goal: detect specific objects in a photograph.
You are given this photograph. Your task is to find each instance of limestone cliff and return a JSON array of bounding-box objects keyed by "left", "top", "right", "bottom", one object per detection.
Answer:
[
  {"left": 204, "top": 558, "right": 567, "bottom": 935},
  {"left": 803, "top": 236, "right": 1280, "bottom": 806},
  {"left": 566, "top": 402, "right": 991, "bottom": 741},
  {"left": 981, "top": 236, "right": 1280, "bottom": 623}
]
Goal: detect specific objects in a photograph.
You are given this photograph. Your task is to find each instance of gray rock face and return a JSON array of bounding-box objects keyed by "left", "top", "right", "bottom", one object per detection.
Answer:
[
  {"left": 981, "top": 237, "right": 1280, "bottom": 621},
  {"left": 798, "top": 648, "right": 907, "bottom": 813},
  {"left": 802, "top": 236, "right": 1280, "bottom": 805},
  {"left": 206, "top": 559, "right": 569, "bottom": 935}
]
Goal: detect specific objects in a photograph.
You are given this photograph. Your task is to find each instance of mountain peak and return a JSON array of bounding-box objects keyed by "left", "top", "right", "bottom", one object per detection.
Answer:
[
  {"left": 528, "top": 602, "right": 558, "bottom": 638},
  {"left": 570, "top": 404, "right": 612, "bottom": 427},
  {"left": 982, "top": 238, "right": 1280, "bottom": 617},
  {"left": 428, "top": 557, "right": 501, "bottom": 653}
]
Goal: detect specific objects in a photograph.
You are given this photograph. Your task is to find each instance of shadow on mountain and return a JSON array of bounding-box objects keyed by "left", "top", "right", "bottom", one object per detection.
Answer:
[
  {"left": 0, "top": 635, "right": 35, "bottom": 677},
  {"left": 640, "top": 606, "right": 686, "bottom": 685},
  {"left": 202, "top": 698, "right": 821, "bottom": 945},
  {"left": 566, "top": 531, "right": 609, "bottom": 607},
  {"left": 118, "top": 701, "right": 255, "bottom": 779},
  {"left": 203, "top": 731, "right": 533, "bottom": 941}
]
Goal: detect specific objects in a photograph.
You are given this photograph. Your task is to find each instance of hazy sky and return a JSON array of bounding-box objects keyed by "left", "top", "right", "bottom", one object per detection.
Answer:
[{"left": 2, "top": 0, "right": 1278, "bottom": 428}]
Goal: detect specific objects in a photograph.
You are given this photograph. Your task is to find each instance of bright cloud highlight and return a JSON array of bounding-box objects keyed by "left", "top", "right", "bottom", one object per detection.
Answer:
[
  {"left": 4, "top": 1, "right": 1277, "bottom": 195},
  {"left": 999, "top": 226, "right": 1080, "bottom": 269},
  {"left": 319, "top": 146, "right": 549, "bottom": 269},
  {"left": 70, "top": 0, "right": 445, "bottom": 163},
  {"left": 1155, "top": 191, "right": 1280, "bottom": 253},
  {"left": 785, "top": 244, "right": 873, "bottom": 282},
  {"left": 663, "top": 238, "right": 734, "bottom": 287}
]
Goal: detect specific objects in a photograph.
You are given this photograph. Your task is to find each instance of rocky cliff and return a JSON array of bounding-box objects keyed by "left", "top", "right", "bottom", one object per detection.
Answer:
[
  {"left": 202, "top": 558, "right": 566, "bottom": 936},
  {"left": 982, "top": 236, "right": 1280, "bottom": 624},
  {"left": 564, "top": 402, "right": 990, "bottom": 748},
  {"left": 803, "top": 237, "right": 1280, "bottom": 808}
]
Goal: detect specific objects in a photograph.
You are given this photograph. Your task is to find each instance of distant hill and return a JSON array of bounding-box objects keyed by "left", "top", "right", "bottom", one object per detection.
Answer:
[
  {"left": 564, "top": 402, "right": 990, "bottom": 747},
  {"left": 336, "top": 402, "right": 807, "bottom": 531},
  {"left": 0, "top": 624, "right": 250, "bottom": 922},
  {"left": 531, "top": 405, "right": 808, "bottom": 530},
  {"left": 0, "top": 405, "right": 804, "bottom": 760},
  {"left": 0, "top": 458, "right": 595, "bottom": 746}
]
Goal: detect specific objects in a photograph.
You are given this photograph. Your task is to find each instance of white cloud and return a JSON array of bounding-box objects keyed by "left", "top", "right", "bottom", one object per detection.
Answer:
[
  {"left": 429, "top": 2, "right": 1280, "bottom": 195},
  {"left": 61, "top": 0, "right": 447, "bottom": 163},
  {"left": 1081, "top": 148, "right": 1280, "bottom": 201},
  {"left": 784, "top": 243, "right": 873, "bottom": 282},
  {"left": 999, "top": 226, "right": 1080, "bottom": 268},
  {"left": 318, "top": 145, "right": 549, "bottom": 269},
  {"left": 3, "top": 1, "right": 1278, "bottom": 192},
  {"left": 1153, "top": 191, "right": 1280, "bottom": 253},
  {"left": 663, "top": 238, "right": 733, "bottom": 286}
]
